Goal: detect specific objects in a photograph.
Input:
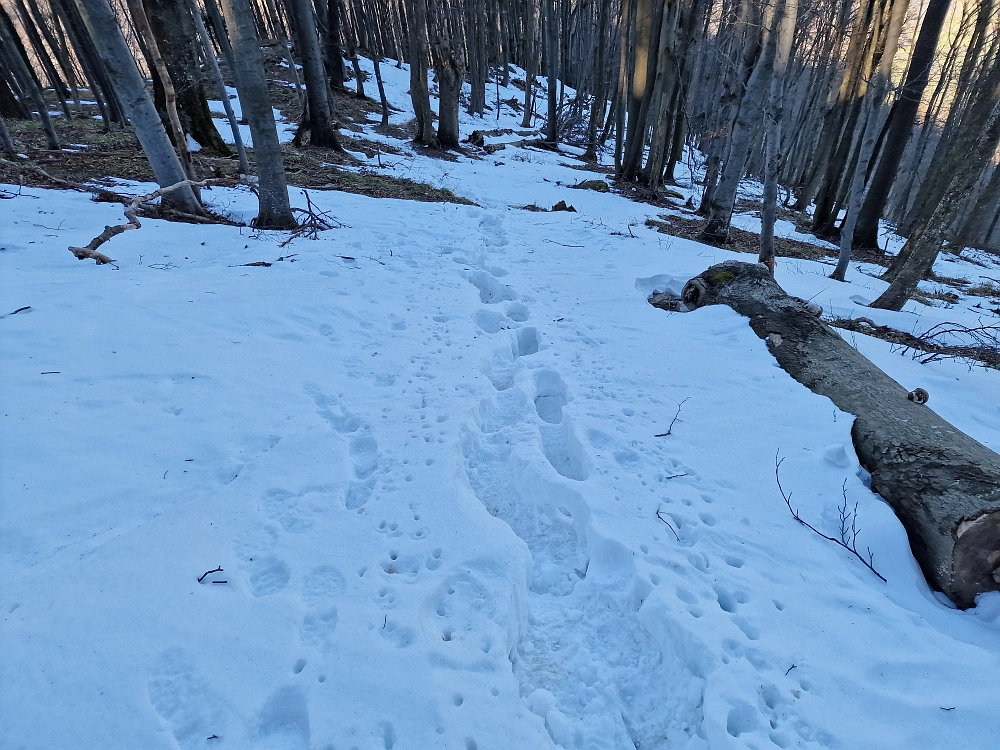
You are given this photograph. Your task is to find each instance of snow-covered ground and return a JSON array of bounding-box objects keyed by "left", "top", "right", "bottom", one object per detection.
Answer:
[{"left": 3, "top": 60, "right": 1000, "bottom": 750}]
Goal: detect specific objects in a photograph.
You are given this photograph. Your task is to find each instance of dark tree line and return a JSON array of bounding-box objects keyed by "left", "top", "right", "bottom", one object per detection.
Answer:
[{"left": 2, "top": 0, "right": 1000, "bottom": 307}]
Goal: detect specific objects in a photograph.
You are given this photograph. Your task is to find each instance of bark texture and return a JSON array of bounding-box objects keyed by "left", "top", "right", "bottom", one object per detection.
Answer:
[
  {"left": 218, "top": 0, "right": 296, "bottom": 229},
  {"left": 652, "top": 261, "right": 1000, "bottom": 609},
  {"left": 74, "top": 0, "right": 200, "bottom": 213}
]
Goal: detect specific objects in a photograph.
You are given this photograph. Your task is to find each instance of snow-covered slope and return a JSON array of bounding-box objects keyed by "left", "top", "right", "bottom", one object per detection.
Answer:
[{"left": 2, "top": 60, "right": 1000, "bottom": 750}]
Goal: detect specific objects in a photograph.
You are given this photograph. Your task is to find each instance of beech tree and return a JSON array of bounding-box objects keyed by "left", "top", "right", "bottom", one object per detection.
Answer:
[
  {"left": 218, "top": 0, "right": 296, "bottom": 228},
  {"left": 74, "top": 0, "right": 201, "bottom": 214}
]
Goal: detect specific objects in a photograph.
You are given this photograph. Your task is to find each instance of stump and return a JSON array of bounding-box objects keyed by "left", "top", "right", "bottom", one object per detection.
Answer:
[{"left": 651, "top": 261, "right": 1000, "bottom": 608}]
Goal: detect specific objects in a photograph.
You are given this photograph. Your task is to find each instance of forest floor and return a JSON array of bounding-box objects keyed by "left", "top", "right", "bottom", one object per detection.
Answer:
[{"left": 3, "top": 59, "right": 1000, "bottom": 750}]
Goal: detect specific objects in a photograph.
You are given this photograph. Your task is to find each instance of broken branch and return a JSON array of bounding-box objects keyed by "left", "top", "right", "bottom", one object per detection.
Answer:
[{"left": 68, "top": 179, "right": 216, "bottom": 264}]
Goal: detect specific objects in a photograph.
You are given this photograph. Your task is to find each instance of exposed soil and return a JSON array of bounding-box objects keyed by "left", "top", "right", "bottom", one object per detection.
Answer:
[{"left": 0, "top": 65, "right": 471, "bottom": 206}]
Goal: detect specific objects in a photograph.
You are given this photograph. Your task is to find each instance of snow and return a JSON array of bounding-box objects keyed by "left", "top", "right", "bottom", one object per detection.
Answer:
[
  {"left": 207, "top": 86, "right": 296, "bottom": 146},
  {"left": 3, "top": 59, "right": 1000, "bottom": 750}
]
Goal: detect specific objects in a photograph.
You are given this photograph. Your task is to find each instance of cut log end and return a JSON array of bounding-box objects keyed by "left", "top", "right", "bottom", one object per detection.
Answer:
[{"left": 953, "top": 511, "right": 1000, "bottom": 608}]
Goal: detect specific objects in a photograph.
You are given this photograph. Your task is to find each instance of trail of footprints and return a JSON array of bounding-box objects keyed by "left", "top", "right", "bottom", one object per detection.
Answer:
[
  {"left": 461, "top": 212, "right": 823, "bottom": 749},
  {"left": 460, "top": 237, "right": 709, "bottom": 748}
]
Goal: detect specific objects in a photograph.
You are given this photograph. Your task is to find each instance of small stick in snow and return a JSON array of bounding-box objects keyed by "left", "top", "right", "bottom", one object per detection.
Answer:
[
  {"left": 5, "top": 306, "right": 31, "bottom": 316},
  {"left": 785, "top": 664, "right": 797, "bottom": 676},
  {"left": 656, "top": 509, "right": 680, "bottom": 541},
  {"left": 198, "top": 566, "right": 223, "bottom": 583},
  {"left": 655, "top": 398, "right": 690, "bottom": 437}
]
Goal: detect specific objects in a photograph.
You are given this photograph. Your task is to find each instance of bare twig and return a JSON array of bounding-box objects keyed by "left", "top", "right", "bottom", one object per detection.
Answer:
[
  {"left": 656, "top": 509, "right": 680, "bottom": 540},
  {"left": 655, "top": 398, "right": 690, "bottom": 437},
  {"left": 198, "top": 566, "right": 223, "bottom": 583},
  {"left": 829, "top": 317, "right": 1000, "bottom": 370},
  {"left": 775, "top": 453, "right": 886, "bottom": 582},
  {"left": 279, "top": 190, "right": 346, "bottom": 247},
  {"left": 3, "top": 306, "right": 30, "bottom": 317}
]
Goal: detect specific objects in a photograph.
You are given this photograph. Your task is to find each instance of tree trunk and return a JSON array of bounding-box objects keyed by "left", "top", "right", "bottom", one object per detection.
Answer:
[
  {"left": 404, "top": 0, "right": 435, "bottom": 144},
  {"left": 759, "top": 0, "right": 797, "bottom": 269},
  {"left": 544, "top": 0, "right": 557, "bottom": 143},
  {"left": 519, "top": 0, "right": 536, "bottom": 129},
  {"left": 217, "top": 0, "right": 297, "bottom": 228},
  {"left": 73, "top": 0, "right": 202, "bottom": 213},
  {"left": 373, "top": 56, "right": 390, "bottom": 126},
  {"left": 654, "top": 261, "right": 1000, "bottom": 610},
  {"left": 339, "top": 0, "right": 365, "bottom": 98},
  {"left": 700, "top": 2, "right": 776, "bottom": 244},
  {"left": 0, "top": 7, "right": 61, "bottom": 149},
  {"left": 875, "top": 57, "right": 1000, "bottom": 301},
  {"left": 127, "top": 0, "right": 197, "bottom": 183},
  {"left": 0, "top": 114, "right": 16, "bottom": 156},
  {"left": 831, "top": 0, "right": 908, "bottom": 281},
  {"left": 871, "top": 96, "right": 1000, "bottom": 310},
  {"left": 324, "top": 0, "right": 346, "bottom": 90},
  {"left": 582, "top": 0, "right": 611, "bottom": 161},
  {"left": 852, "top": 0, "right": 952, "bottom": 252},
  {"left": 143, "top": 0, "right": 231, "bottom": 155},
  {"left": 285, "top": 0, "right": 342, "bottom": 148},
  {"left": 428, "top": 0, "right": 464, "bottom": 149},
  {"left": 189, "top": 0, "right": 251, "bottom": 173}
]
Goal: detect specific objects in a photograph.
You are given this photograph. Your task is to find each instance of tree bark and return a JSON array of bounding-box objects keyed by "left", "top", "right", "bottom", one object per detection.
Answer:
[
  {"left": 831, "top": 0, "right": 908, "bottom": 281},
  {"left": 0, "top": 114, "right": 16, "bottom": 156},
  {"left": 404, "top": 0, "right": 435, "bottom": 144},
  {"left": 218, "top": 0, "right": 297, "bottom": 228},
  {"left": 544, "top": 0, "right": 557, "bottom": 143},
  {"left": 760, "top": 0, "right": 797, "bottom": 269},
  {"left": 654, "top": 261, "right": 1000, "bottom": 609},
  {"left": 189, "top": 0, "right": 251, "bottom": 174},
  {"left": 0, "top": 7, "right": 61, "bottom": 149},
  {"left": 699, "top": 1, "right": 776, "bottom": 244},
  {"left": 871, "top": 98, "right": 1000, "bottom": 310},
  {"left": 143, "top": 0, "right": 231, "bottom": 155},
  {"left": 582, "top": 0, "right": 611, "bottom": 161},
  {"left": 127, "top": 0, "right": 197, "bottom": 182},
  {"left": 852, "top": 0, "right": 952, "bottom": 252},
  {"left": 285, "top": 0, "right": 342, "bottom": 148},
  {"left": 73, "top": 0, "right": 202, "bottom": 214},
  {"left": 324, "top": 0, "right": 346, "bottom": 90},
  {"left": 428, "top": 0, "right": 464, "bottom": 149}
]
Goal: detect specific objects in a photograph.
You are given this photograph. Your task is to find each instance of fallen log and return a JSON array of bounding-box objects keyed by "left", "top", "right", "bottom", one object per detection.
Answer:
[{"left": 650, "top": 261, "right": 1000, "bottom": 608}]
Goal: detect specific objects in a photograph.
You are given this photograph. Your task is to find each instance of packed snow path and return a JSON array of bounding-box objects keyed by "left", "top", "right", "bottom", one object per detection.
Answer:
[{"left": 4, "top": 60, "right": 1000, "bottom": 750}]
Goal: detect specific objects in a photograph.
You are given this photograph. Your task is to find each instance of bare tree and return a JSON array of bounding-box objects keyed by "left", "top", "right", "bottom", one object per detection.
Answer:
[
  {"left": 74, "top": 0, "right": 201, "bottom": 214},
  {"left": 217, "top": 0, "right": 297, "bottom": 228}
]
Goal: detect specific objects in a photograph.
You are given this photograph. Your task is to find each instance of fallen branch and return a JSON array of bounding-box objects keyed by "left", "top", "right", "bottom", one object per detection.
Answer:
[
  {"left": 829, "top": 316, "right": 1000, "bottom": 370},
  {"left": 776, "top": 454, "right": 886, "bottom": 582},
  {"left": 197, "top": 566, "right": 223, "bottom": 583},
  {"left": 656, "top": 509, "right": 680, "bottom": 540},
  {"left": 279, "top": 190, "right": 346, "bottom": 247},
  {"left": 68, "top": 179, "right": 216, "bottom": 264},
  {"left": 655, "top": 398, "right": 689, "bottom": 437}
]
